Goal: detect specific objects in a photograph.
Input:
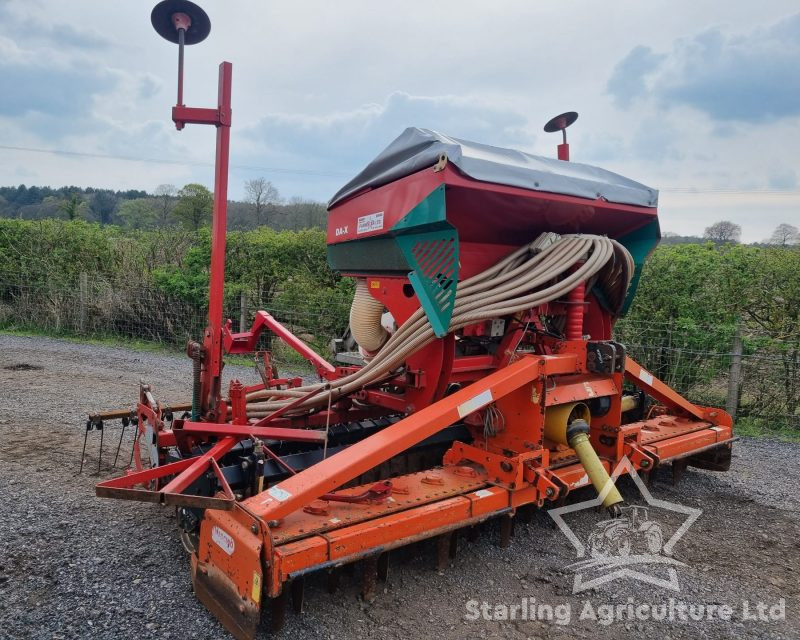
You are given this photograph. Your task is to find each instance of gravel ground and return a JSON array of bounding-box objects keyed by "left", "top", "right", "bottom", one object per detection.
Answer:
[{"left": 0, "top": 333, "right": 797, "bottom": 640}]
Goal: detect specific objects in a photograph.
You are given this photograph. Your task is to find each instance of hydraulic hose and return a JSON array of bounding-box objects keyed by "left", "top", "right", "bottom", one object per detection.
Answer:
[
  {"left": 245, "top": 234, "right": 631, "bottom": 417},
  {"left": 349, "top": 278, "right": 388, "bottom": 353}
]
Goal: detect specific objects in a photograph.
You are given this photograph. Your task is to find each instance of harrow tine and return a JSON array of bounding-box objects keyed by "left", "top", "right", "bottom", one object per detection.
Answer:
[
  {"left": 449, "top": 529, "right": 459, "bottom": 559},
  {"left": 290, "top": 577, "right": 305, "bottom": 615},
  {"left": 326, "top": 568, "right": 340, "bottom": 594},
  {"left": 361, "top": 556, "right": 378, "bottom": 603},
  {"left": 112, "top": 419, "right": 127, "bottom": 469},
  {"left": 79, "top": 421, "right": 91, "bottom": 475},
  {"left": 269, "top": 590, "right": 287, "bottom": 634},
  {"left": 436, "top": 533, "right": 451, "bottom": 571},
  {"left": 94, "top": 420, "right": 104, "bottom": 476},
  {"left": 672, "top": 460, "right": 687, "bottom": 486},
  {"left": 377, "top": 552, "right": 390, "bottom": 582},
  {"left": 499, "top": 514, "right": 514, "bottom": 548},
  {"left": 127, "top": 428, "right": 137, "bottom": 469}
]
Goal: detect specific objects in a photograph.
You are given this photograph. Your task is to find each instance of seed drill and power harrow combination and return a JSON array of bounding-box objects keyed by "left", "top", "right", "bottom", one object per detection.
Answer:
[{"left": 90, "top": 2, "right": 735, "bottom": 637}]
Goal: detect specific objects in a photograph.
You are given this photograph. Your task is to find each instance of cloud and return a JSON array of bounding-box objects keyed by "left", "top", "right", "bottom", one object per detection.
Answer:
[
  {"left": 0, "top": 2, "right": 111, "bottom": 51},
  {"left": 607, "top": 45, "right": 665, "bottom": 108},
  {"left": 608, "top": 12, "right": 800, "bottom": 122},
  {"left": 233, "top": 91, "right": 532, "bottom": 198},
  {"left": 0, "top": 61, "right": 115, "bottom": 119},
  {"left": 768, "top": 168, "right": 797, "bottom": 189},
  {"left": 224, "top": 91, "right": 537, "bottom": 201}
]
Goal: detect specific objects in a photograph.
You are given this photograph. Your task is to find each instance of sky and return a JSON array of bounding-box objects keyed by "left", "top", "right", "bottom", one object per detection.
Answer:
[{"left": 0, "top": 0, "right": 798, "bottom": 241}]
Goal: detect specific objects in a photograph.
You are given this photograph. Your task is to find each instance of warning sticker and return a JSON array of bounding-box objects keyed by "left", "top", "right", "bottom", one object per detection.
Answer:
[
  {"left": 638, "top": 368, "right": 654, "bottom": 386},
  {"left": 356, "top": 211, "right": 384, "bottom": 234},
  {"left": 457, "top": 389, "right": 494, "bottom": 418},
  {"left": 211, "top": 525, "right": 235, "bottom": 556},
  {"left": 251, "top": 572, "right": 262, "bottom": 603},
  {"left": 268, "top": 485, "right": 292, "bottom": 502}
]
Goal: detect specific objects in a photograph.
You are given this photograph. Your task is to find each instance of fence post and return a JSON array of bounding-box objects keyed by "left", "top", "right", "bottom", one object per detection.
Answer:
[
  {"left": 79, "top": 271, "right": 88, "bottom": 335},
  {"left": 726, "top": 320, "right": 743, "bottom": 419},
  {"left": 240, "top": 290, "right": 248, "bottom": 332}
]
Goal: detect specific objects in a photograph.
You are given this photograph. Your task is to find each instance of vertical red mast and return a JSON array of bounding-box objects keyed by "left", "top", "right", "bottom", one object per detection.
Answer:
[{"left": 151, "top": 0, "right": 231, "bottom": 418}]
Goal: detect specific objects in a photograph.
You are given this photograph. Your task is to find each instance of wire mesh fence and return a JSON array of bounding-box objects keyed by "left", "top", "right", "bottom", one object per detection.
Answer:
[
  {"left": 0, "top": 273, "right": 351, "bottom": 368},
  {"left": 614, "top": 318, "right": 799, "bottom": 430},
  {"left": 1, "top": 273, "right": 797, "bottom": 430}
]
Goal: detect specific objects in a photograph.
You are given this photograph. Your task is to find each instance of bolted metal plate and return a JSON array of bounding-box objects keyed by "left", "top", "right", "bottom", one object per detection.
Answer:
[
  {"left": 269, "top": 467, "right": 486, "bottom": 545},
  {"left": 193, "top": 558, "right": 260, "bottom": 640}
]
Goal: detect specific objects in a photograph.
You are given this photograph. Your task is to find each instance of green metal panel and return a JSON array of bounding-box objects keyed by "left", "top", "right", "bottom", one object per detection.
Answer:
[
  {"left": 392, "top": 186, "right": 459, "bottom": 337},
  {"left": 617, "top": 218, "right": 661, "bottom": 315},
  {"left": 395, "top": 228, "right": 458, "bottom": 337},
  {"left": 327, "top": 237, "right": 410, "bottom": 272},
  {"left": 392, "top": 184, "right": 447, "bottom": 231}
]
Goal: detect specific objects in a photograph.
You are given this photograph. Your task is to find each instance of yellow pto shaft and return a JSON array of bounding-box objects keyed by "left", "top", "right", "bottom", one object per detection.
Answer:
[{"left": 544, "top": 402, "right": 624, "bottom": 511}]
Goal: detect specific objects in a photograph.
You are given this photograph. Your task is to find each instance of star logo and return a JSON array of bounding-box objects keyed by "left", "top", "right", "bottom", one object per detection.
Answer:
[{"left": 548, "top": 456, "right": 702, "bottom": 593}]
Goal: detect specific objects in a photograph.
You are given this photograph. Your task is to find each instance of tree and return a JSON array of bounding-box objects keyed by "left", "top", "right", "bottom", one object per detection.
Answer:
[
  {"left": 117, "top": 198, "right": 157, "bottom": 229},
  {"left": 244, "top": 178, "right": 279, "bottom": 226},
  {"left": 58, "top": 192, "right": 87, "bottom": 221},
  {"left": 768, "top": 223, "right": 799, "bottom": 247},
  {"left": 172, "top": 183, "right": 213, "bottom": 230},
  {"left": 89, "top": 190, "right": 118, "bottom": 225},
  {"left": 703, "top": 220, "right": 741, "bottom": 244},
  {"left": 153, "top": 183, "right": 177, "bottom": 226}
]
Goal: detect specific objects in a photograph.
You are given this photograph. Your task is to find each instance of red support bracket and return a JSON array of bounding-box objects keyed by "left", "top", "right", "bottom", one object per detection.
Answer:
[
  {"left": 175, "top": 420, "right": 327, "bottom": 443},
  {"left": 223, "top": 311, "right": 336, "bottom": 378},
  {"left": 625, "top": 357, "right": 708, "bottom": 422},
  {"left": 229, "top": 379, "right": 248, "bottom": 425},
  {"left": 96, "top": 437, "right": 238, "bottom": 509},
  {"left": 172, "top": 105, "right": 226, "bottom": 127}
]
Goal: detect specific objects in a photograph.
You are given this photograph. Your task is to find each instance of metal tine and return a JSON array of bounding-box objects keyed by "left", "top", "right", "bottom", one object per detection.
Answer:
[
  {"left": 112, "top": 418, "right": 128, "bottom": 469},
  {"left": 436, "top": 533, "right": 452, "bottom": 571},
  {"left": 499, "top": 514, "right": 514, "bottom": 548},
  {"left": 92, "top": 420, "right": 104, "bottom": 476},
  {"left": 290, "top": 577, "right": 304, "bottom": 614},
  {"left": 377, "top": 551, "right": 389, "bottom": 582},
  {"left": 79, "top": 420, "right": 91, "bottom": 475},
  {"left": 326, "top": 568, "right": 340, "bottom": 594},
  {"left": 269, "top": 590, "right": 287, "bottom": 633},
  {"left": 361, "top": 556, "right": 379, "bottom": 603},
  {"left": 449, "top": 529, "right": 459, "bottom": 559},
  {"left": 672, "top": 460, "right": 687, "bottom": 486},
  {"left": 127, "top": 427, "right": 138, "bottom": 469}
]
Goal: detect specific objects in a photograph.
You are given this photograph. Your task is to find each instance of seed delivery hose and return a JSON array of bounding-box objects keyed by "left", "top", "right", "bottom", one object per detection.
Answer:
[{"left": 245, "top": 233, "right": 633, "bottom": 418}]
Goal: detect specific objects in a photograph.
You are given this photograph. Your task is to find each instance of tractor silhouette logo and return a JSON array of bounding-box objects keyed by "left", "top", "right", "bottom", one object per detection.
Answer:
[
  {"left": 548, "top": 457, "right": 702, "bottom": 592},
  {"left": 588, "top": 505, "right": 663, "bottom": 559}
]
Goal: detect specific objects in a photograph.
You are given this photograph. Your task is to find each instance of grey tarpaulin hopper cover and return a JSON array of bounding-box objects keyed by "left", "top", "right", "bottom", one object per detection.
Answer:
[{"left": 329, "top": 127, "right": 658, "bottom": 208}]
